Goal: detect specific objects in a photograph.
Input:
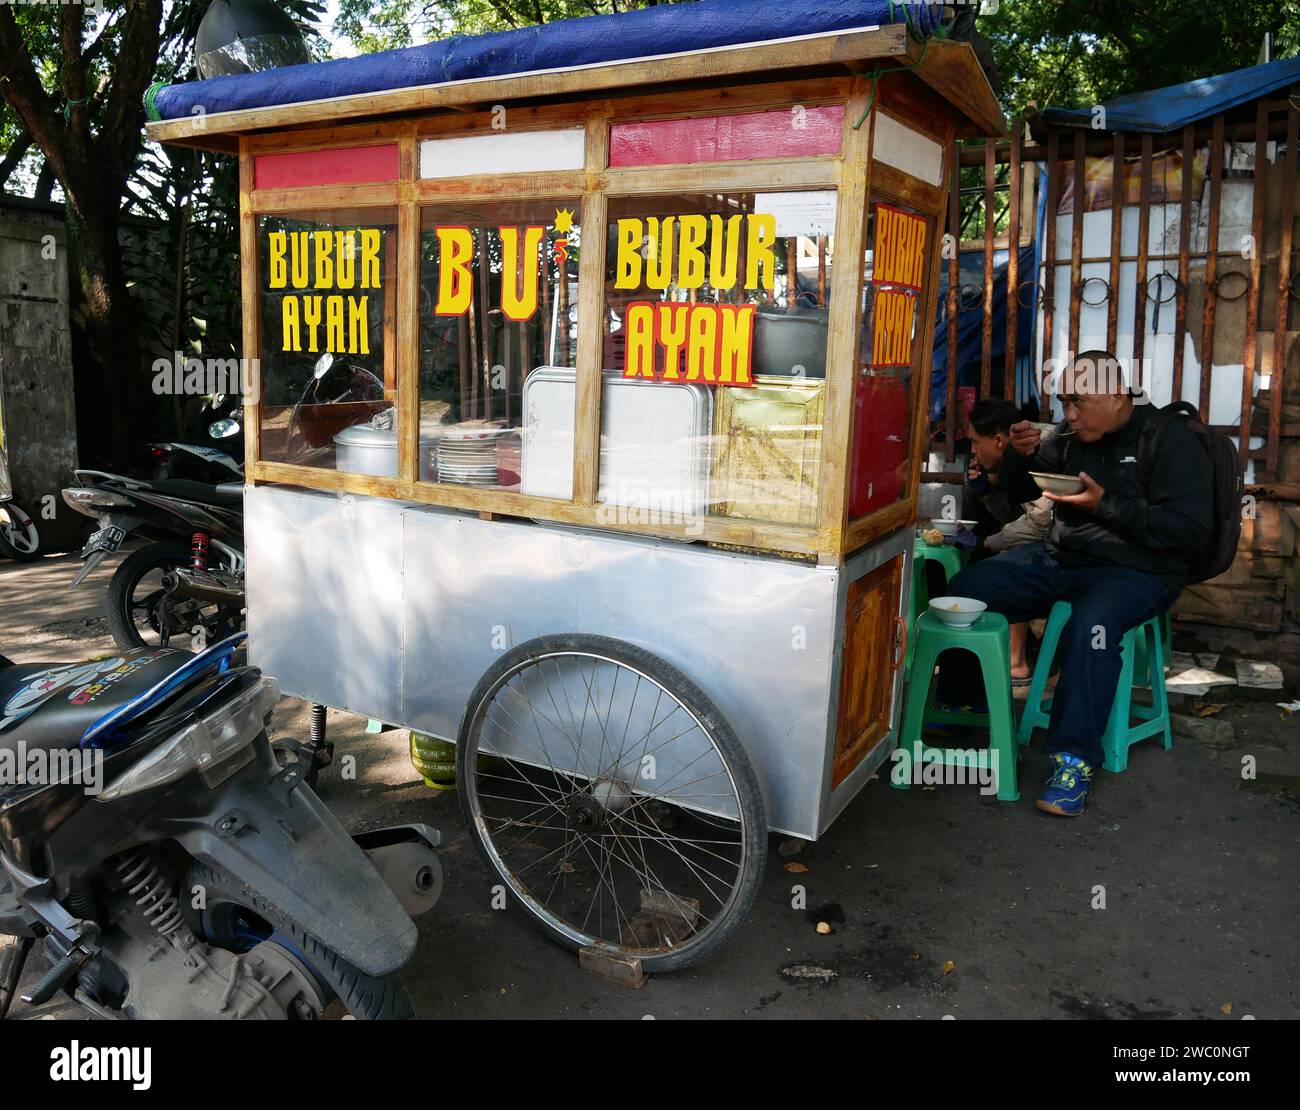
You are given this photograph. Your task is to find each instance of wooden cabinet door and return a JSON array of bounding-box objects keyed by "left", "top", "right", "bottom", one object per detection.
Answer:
[{"left": 831, "top": 555, "right": 905, "bottom": 789}]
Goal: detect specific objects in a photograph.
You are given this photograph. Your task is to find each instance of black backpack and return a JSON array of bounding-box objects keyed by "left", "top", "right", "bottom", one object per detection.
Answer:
[{"left": 1136, "top": 401, "right": 1244, "bottom": 584}]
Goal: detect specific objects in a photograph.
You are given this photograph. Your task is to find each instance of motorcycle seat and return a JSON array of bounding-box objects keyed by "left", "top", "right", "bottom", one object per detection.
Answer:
[
  {"left": 0, "top": 650, "right": 191, "bottom": 754},
  {"left": 149, "top": 478, "right": 244, "bottom": 508}
]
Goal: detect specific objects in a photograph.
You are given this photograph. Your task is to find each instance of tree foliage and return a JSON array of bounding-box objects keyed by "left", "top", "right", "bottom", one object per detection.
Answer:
[
  {"left": 982, "top": 0, "right": 1299, "bottom": 116},
  {"left": 334, "top": 0, "right": 665, "bottom": 55}
]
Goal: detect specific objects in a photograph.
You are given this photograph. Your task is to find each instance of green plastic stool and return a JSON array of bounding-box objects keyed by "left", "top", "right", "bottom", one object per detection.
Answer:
[
  {"left": 1016, "top": 600, "right": 1172, "bottom": 772},
  {"left": 895, "top": 610, "right": 1018, "bottom": 801},
  {"left": 1132, "top": 611, "right": 1172, "bottom": 688},
  {"left": 907, "top": 540, "right": 967, "bottom": 670},
  {"left": 913, "top": 538, "right": 965, "bottom": 584}
]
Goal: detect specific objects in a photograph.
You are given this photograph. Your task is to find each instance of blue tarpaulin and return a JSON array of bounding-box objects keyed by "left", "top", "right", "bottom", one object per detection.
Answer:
[
  {"left": 149, "top": 0, "right": 940, "bottom": 121},
  {"left": 1041, "top": 55, "right": 1300, "bottom": 133}
]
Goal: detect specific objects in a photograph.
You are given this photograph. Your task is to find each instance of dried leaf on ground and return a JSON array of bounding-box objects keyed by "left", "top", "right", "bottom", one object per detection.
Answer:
[
  {"left": 942, "top": 960, "right": 956, "bottom": 975},
  {"left": 1189, "top": 699, "right": 1227, "bottom": 718}
]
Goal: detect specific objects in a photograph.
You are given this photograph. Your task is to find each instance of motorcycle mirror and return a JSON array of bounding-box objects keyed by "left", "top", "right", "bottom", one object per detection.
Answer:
[
  {"left": 209, "top": 418, "right": 241, "bottom": 439},
  {"left": 313, "top": 353, "right": 335, "bottom": 380}
]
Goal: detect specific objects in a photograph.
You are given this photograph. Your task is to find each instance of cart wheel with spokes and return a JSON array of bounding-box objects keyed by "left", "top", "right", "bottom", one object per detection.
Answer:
[{"left": 456, "top": 633, "right": 767, "bottom": 973}]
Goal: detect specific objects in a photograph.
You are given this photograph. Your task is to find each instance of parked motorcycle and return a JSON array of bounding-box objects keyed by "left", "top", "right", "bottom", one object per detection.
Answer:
[
  {"left": 0, "top": 634, "right": 441, "bottom": 1020},
  {"left": 150, "top": 394, "right": 246, "bottom": 485},
  {"left": 62, "top": 469, "right": 245, "bottom": 653},
  {"left": 0, "top": 445, "right": 42, "bottom": 563}
]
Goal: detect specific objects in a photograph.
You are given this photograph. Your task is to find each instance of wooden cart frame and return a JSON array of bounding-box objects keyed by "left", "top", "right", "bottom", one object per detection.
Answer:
[{"left": 149, "top": 24, "right": 1003, "bottom": 563}]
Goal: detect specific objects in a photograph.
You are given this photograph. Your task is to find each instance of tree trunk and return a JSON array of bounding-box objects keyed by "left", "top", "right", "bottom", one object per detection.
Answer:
[{"left": 64, "top": 187, "right": 144, "bottom": 468}]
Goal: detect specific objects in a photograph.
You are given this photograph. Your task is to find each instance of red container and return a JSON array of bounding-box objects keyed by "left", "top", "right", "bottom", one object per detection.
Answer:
[{"left": 849, "top": 375, "right": 908, "bottom": 517}]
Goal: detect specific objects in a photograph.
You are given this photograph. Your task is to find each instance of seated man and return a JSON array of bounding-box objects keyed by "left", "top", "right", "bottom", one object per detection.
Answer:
[
  {"left": 963, "top": 398, "right": 1054, "bottom": 682},
  {"left": 944, "top": 351, "right": 1212, "bottom": 816}
]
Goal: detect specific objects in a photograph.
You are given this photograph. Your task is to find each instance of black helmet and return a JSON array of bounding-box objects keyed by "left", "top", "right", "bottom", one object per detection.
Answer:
[{"left": 195, "top": 0, "right": 310, "bottom": 79}]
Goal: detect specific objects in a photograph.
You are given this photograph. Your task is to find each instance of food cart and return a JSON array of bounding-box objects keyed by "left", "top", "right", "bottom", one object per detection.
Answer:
[{"left": 146, "top": 0, "right": 1003, "bottom": 971}]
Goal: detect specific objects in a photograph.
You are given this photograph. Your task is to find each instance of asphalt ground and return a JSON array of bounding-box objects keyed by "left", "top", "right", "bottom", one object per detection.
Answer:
[{"left": 2, "top": 552, "right": 1297, "bottom": 1020}]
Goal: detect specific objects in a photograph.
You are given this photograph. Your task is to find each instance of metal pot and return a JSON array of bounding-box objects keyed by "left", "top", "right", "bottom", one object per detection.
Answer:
[
  {"left": 333, "top": 422, "right": 443, "bottom": 479},
  {"left": 752, "top": 308, "right": 828, "bottom": 378}
]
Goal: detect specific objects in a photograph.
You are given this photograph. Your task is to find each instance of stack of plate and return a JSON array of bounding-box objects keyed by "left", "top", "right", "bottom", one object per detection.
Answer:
[{"left": 437, "top": 426, "right": 509, "bottom": 486}]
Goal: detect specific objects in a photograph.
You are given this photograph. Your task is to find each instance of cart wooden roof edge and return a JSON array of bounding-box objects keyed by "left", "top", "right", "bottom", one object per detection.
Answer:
[{"left": 145, "top": 14, "right": 1003, "bottom": 150}]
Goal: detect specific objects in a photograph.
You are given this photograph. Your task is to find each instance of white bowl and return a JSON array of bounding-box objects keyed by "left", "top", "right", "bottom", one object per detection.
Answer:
[
  {"left": 929, "top": 596, "right": 988, "bottom": 628},
  {"left": 1029, "top": 471, "right": 1085, "bottom": 496},
  {"left": 928, "top": 518, "right": 978, "bottom": 537}
]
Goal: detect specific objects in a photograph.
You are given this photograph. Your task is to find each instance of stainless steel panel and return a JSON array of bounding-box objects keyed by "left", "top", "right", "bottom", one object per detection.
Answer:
[
  {"left": 245, "top": 484, "right": 918, "bottom": 839},
  {"left": 399, "top": 510, "right": 837, "bottom": 837},
  {"left": 244, "top": 484, "right": 840, "bottom": 838},
  {"left": 245, "top": 485, "right": 406, "bottom": 724}
]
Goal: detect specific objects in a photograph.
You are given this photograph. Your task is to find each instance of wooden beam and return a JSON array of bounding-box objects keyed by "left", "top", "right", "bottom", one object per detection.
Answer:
[
  {"left": 1198, "top": 114, "right": 1224, "bottom": 420},
  {"left": 1237, "top": 103, "right": 1269, "bottom": 463},
  {"left": 1131, "top": 133, "right": 1153, "bottom": 380},
  {"left": 818, "top": 76, "right": 873, "bottom": 556},
  {"left": 1005, "top": 120, "right": 1021, "bottom": 401},
  {"left": 239, "top": 141, "right": 261, "bottom": 478},
  {"left": 1267, "top": 101, "right": 1298, "bottom": 471},
  {"left": 905, "top": 37, "right": 1005, "bottom": 139}
]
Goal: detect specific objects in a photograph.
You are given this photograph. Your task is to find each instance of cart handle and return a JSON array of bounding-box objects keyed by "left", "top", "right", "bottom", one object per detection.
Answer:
[{"left": 891, "top": 615, "right": 908, "bottom": 672}]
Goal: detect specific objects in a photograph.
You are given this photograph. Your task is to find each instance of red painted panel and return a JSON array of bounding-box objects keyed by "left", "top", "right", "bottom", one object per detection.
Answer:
[
  {"left": 254, "top": 145, "right": 399, "bottom": 190},
  {"left": 610, "top": 105, "right": 844, "bottom": 168}
]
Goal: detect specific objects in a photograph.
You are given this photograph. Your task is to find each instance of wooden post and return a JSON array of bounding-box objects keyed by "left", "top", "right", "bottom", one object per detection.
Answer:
[
  {"left": 1005, "top": 121, "right": 1021, "bottom": 402},
  {"left": 1172, "top": 123, "right": 1194, "bottom": 402},
  {"left": 1198, "top": 114, "right": 1224, "bottom": 420},
  {"left": 981, "top": 138, "right": 995, "bottom": 400},
  {"left": 1267, "top": 102, "right": 1298, "bottom": 470},
  {"left": 1238, "top": 101, "right": 1268, "bottom": 464},
  {"left": 1132, "top": 134, "right": 1153, "bottom": 389},
  {"left": 945, "top": 136, "right": 960, "bottom": 457},
  {"left": 239, "top": 142, "right": 262, "bottom": 477}
]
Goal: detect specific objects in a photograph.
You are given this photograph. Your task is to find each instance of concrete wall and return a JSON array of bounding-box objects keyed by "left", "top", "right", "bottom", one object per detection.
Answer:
[{"left": 0, "top": 198, "right": 80, "bottom": 552}]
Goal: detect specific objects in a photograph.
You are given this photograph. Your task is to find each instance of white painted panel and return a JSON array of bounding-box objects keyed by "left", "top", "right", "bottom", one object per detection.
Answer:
[
  {"left": 872, "top": 112, "right": 943, "bottom": 186},
  {"left": 420, "top": 128, "right": 585, "bottom": 179},
  {"left": 1034, "top": 184, "right": 1261, "bottom": 427}
]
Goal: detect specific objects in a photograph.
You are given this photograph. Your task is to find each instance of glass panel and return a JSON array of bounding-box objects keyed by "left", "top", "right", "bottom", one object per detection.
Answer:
[
  {"left": 420, "top": 200, "right": 580, "bottom": 497},
  {"left": 600, "top": 191, "right": 835, "bottom": 530},
  {"left": 257, "top": 209, "right": 398, "bottom": 473},
  {"left": 849, "top": 200, "right": 932, "bottom": 521}
]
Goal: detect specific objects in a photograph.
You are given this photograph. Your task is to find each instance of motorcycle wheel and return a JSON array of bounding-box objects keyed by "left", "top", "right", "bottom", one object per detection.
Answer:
[
  {"left": 105, "top": 542, "right": 242, "bottom": 652},
  {"left": 183, "top": 861, "right": 414, "bottom": 1019},
  {"left": 0, "top": 501, "right": 43, "bottom": 562}
]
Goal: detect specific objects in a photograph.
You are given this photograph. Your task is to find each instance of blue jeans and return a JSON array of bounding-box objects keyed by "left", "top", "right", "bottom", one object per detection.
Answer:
[{"left": 941, "top": 542, "right": 1179, "bottom": 767}]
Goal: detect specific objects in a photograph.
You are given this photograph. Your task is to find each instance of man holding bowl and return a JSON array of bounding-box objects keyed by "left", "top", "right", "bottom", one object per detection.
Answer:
[{"left": 942, "top": 351, "right": 1212, "bottom": 816}]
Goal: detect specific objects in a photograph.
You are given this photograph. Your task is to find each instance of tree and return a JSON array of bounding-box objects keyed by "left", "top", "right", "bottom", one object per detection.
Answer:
[
  {"left": 0, "top": 1, "right": 322, "bottom": 466},
  {"left": 335, "top": 0, "right": 666, "bottom": 55},
  {"left": 980, "top": 0, "right": 1299, "bottom": 116},
  {"left": 0, "top": 2, "right": 164, "bottom": 465}
]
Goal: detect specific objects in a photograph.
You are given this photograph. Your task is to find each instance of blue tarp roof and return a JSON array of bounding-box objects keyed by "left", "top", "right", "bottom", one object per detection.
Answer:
[
  {"left": 149, "top": 0, "right": 940, "bottom": 122},
  {"left": 1041, "top": 55, "right": 1300, "bottom": 133}
]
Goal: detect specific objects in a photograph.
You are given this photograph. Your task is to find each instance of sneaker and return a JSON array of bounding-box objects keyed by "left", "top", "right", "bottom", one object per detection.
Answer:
[{"left": 1036, "top": 752, "right": 1094, "bottom": 816}]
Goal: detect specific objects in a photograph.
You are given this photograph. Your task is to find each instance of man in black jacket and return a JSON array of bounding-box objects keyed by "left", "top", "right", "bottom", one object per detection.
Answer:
[{"left": 943, "top": 351, "right": 1213, "bottom": 816}]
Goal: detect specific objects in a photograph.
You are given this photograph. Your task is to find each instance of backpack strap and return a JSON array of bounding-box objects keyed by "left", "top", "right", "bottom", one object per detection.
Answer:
[{"left": 1136, "top": 402, "right": 1197, "bottom": 484}]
